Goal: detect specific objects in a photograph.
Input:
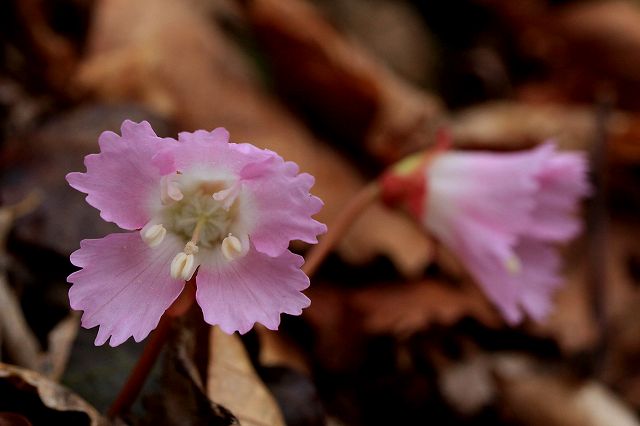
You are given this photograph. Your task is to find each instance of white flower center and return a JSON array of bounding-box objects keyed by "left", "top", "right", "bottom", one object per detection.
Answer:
[{"left": 141, "top": 171, "right": 253, "bottom": 279}]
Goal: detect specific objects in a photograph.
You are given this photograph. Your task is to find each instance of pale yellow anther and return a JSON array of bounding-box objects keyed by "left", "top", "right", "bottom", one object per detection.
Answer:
[
  {"left": 505, "top": 255, "right": 522, "bottom": 275},
  {"left": 161, "top": 175, "right": 183, "bottom": 205},
  {"left": 141, "top": 224, "right": 166, "bottom": 247},
  {"left": 221, "top": 234, "right": 243, "bottom": 261},
  {"left": 212, "top": 183, "right": 240, "bottom": 211},
  {"left": 170, "top": 252, "right": 196, "bottom": 280}
]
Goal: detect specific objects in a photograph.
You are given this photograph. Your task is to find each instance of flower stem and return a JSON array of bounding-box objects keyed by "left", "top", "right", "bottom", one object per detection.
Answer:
[
  {"left": 303, "top": 182, "right": 380, "bottom": 278},
  {"left": 107, "top": 281, "right": 196, "bottom": 419}
]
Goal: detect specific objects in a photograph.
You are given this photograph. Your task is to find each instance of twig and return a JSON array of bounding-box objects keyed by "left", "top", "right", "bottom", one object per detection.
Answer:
[
  {"left": 0, "top": 193, "right": 42, "bottom": 369},
  {"left": 107, "top": 281, "right": 196, "bottom": 419},
  {"left": 302, "top": 182, "right": 380, "bottom": 278},
  {"left": 588, "top": 91, "right": 612, "bottom": 374}
]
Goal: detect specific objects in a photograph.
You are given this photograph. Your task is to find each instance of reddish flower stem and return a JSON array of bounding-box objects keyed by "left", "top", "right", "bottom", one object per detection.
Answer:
[
  {"left": 107, "top": 280, "right": 196, "bottom": 419},
  {"left": 302, "top": 182, "right": 380, "bottom": 278}
]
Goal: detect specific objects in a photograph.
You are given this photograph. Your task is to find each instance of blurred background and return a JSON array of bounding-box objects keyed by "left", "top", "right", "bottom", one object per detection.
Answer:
[{"left": 1, "top": 0, "right": 640, "bottom": 424}]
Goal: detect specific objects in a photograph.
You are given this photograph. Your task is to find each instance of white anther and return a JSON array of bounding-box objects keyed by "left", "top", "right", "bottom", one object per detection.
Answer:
[
  {"left": 141, "top": 224, "right": 166, "bottom": 247},
  {"left": 171, "top": 252, "right": 196, "bottom": 280},
  {"left": 505, "top": 255, "right": 522, "bottom": 275},
  {"left": 212, "top": 183, "right": 240, "bottom": 211},
  {"left": 184, "top": 241, "right": 199, "bottom": 255},
  {"left": 161, "top": 175, "right": 183, "bottom": 205},
  {"left": 221, "top": 234, "right": 244, "bottom": 261}
]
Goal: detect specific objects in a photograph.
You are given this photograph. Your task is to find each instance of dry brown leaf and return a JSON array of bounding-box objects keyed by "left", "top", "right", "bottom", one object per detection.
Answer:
[
  {"left": 526, "top": 256, "right": 599, "bottom": 355},
  {"left": 240, "top": 0, "right": 444, "bottom": 165},
  {"left": 74, "top": 0, "right": 433, "bottom": 275},
  {"left": 0, "top": 196, "right": 42, "bottom": 370},
  {"left": 255, "top": 325, "right": 311, "bottom": 375},
  {"left": 484, "top": 0, "right": 640, "bottom": 108},
  {"left": 550, "top": 0, "right": 640, "bottom": 107},
  {"left": 452, "top": 100, "right": 640, "bottom": 167},
  {"left": 319, "top": 0, "right": 436, "bottom": 85},
  {"left": 351, "top": 280, "right": 501, "bottom": 337},
  {"left": 303, "top": 285, "right": 366, "bottom": 372},
  {"left": 207, "top": 327, "right": 285, "bottom": 426},
  {"left": 497, "top": 371, "right": 639, "bottom": 426},
  {"left": 451, "top": 101, "right": 596, "bottom": 151},
  {"left": 529, "top": 222, "right": 640, "bottom": 354},
  {"left": 0, "top": 362, "right": 108, "bottom": 426},
  {"left": 42, "top": 313, "right": 80, "bottom": 381},
  {"left": 15, "top": 0, "right": 79, "bottom": 91}
]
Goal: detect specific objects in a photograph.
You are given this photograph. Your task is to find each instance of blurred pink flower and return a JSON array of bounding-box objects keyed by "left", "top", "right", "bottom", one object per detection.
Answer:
[
  {"left": 381, "top": 142, "right": 590, "bottom": 324},
  {"left": 67, "top": 120, "right": 326, "bottom": 346}
]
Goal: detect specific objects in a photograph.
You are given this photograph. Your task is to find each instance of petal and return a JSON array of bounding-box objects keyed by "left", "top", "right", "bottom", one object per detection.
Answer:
[
  {"left": 437, "top": 216, "right": 524, "bottom": 324},
  {"left": 438, "top": 223, "right": 563, "bottom": 324},
  {"left": 424, "top": 144, "right": 554, "bottom": 239},
  {"left": 195, "top": 246, "right": 310, "bottom": 334},
  {"left": 527, "top": 150, "right": 591, "bottom": 241},
  {"left": 66, "top": 120, "right": 176, "bottom": 230},
  {"left": 244, "top": 170, "right": 326, "bottom": 257},
  {"left": 515, "top": 239, "right": 563, "bottom": 321},
  {"left": 160, "top": 128, "right": 271, "bottom": 176},
  {"left": 68, "top": 232, "right": 185, "bottom": 346}
]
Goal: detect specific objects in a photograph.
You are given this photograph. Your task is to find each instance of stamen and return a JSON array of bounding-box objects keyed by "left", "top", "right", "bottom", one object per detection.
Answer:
[
  {"left": 161, "top": 174, "right": 183, "bottom": 205},
  {"left": 170, "top": 252, "right": 196, "bottom": 280},
  {"left": 212, "top": 182, "right": 240, "bottom": 211},
  {"left": 505, "top": 255, "right": 522, "bottom": 275},
  {"left": 221, "top": 234, "right": 244, "bottom": 261},
  {"left": 141, "top": 224, "right": 166, "bottom": 247}
]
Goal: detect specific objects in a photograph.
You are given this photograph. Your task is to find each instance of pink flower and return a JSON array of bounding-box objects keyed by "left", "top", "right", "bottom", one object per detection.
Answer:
[
  {"left": 381, "top": 142, "right": 590, "bottom": 324},
  {"left": 67, "top": 120, "right": 326, "bottom": 346}
]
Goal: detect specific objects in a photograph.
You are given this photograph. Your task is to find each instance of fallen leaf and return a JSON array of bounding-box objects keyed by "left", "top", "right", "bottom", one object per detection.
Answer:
[
  {"left": 497, "top": 370, "right": 639, "bottom": 426},
  {"left": 207, "top": 327, "right": 285, "bottom": 426},
  {"left": 239, "top": 0, "right": 444, "bottom": 165},
  {"left": 142, "top": 321, "right": 238, "bottom": 426},
  {"left": 0, "top": 362, "right": 107, "bottom": 426},
  {"left": 351, "top": 280, "right": 501, "bottom": 337},
  {"left": 255, "top": 325, "right": 311, "bottom": 375}
]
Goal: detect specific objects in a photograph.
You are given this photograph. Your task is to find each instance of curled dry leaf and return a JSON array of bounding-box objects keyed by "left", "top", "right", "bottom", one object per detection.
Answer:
[
  {"left": 0, "top": 362, "right": 107, "bottom": 426},
  {"left": 14, "top": 0, "right": 79, "bottom": 92},
  {"left": 304, "top": 280, "right": 500, "bottom": 372},
  {"left": 497, "top": 371, "right": 639, "bottom": 426},
  {"left": 41, "top": 313, "right": 80, "bottom": 381},
  {"left": 483, "top": 0, "right": 640, "bottom": 108},
  {"left": 207, "top": 327, "right": 285, "bottom": 426},
  {"left": 144, "top": 320, "right": 238, "bottom": 426},
  {"left": 0, "top": 196, "right": 42, "bottom": 370},
  {"left": 255, "top": 325, "right": 311, "bottom": 375},
  {"left": 239, "top": 0, "right": 444, "bottom": 165},
  {"left": 528, "top": 222, "right": 640, "bottom": 355},
  {"left": 451, "top": 101, "right": 595, "bottom": 151},
  {"left": 452, "top": 101, "right": 640, "bottom": 166},
  {"left": 319, "top": 0, "right": 437, "bottom": 85},
  {"left": 0, "top": 195, "right": 79, "bottom": 379},
  {"left": 351, "top": 280, "right": 501, "bottom": 337},
  {"left": 74, "top": 0, "right": 433, "bottom": 275}
]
